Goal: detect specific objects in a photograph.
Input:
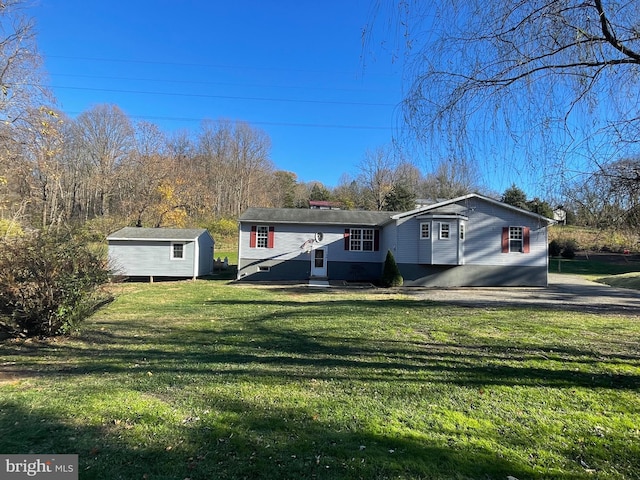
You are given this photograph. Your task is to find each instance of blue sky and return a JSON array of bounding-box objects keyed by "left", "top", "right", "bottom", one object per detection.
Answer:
[{"left": 31, "top": 0, "right": 405, "bottom": 188}]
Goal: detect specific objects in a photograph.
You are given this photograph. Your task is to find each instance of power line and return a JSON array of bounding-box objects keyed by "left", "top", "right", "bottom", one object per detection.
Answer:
[
  {"left": 63, "top": 110, "right": 394, "bottom": 131},
  {"left": 43, "top": 84, "right": 396, "bottom": 107},
  {"left": 45, "top": 54, "right": 378, "bottom": 77},
  {"left": 49, "top": 72, "right": 382, "bottom": 94}
]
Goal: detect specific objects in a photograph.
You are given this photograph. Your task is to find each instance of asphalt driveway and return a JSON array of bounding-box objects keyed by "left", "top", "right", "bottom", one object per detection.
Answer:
[{"left": 401, "top": 273, "right": 640, "bottom": 315}]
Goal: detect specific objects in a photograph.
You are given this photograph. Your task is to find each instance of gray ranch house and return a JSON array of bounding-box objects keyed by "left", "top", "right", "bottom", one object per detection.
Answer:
[
  {"left": 108, "top": 227, "right": 214, "bottom": 281},
  {"left": 237, "top": 193, "right": 555, "bottom": 287}
]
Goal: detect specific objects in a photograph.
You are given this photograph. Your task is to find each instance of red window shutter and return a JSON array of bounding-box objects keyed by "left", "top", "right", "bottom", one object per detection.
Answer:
[
  {"left": 523, "top": 227, "right": 530, "bottom": 253},
  {"left": 374, "top": 230, "right": 380, "bottom": 251},
  {"left": 250, "top": 226, "right": 257, "bottom": 248},
  {"left": 501, "top": 227, "right": 509, "bottom": 253},
  {"left": 267, "top": 226, "right": 275, "bottom": 248},
  {"left": 344, "top": 229, "right": 350, "bottom": 250}
]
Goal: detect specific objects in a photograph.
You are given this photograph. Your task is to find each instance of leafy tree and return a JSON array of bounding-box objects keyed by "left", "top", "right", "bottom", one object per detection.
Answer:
[
  {"left": 334, "top": 176, "right": 365, "bottom": 210},
  {"left": 501, "top": 185, "right": 528, "bottom": 210},
  {"left": 548, "top": 240, "right": 562, "bottom": 257},
  {"left": 381, "top": 250, "right": 403, "bottom": 287},
  {"left": 309, "top": 182, "right": 331, "bottom": 202},
  {"left": 0, "top": 218, "right": 23, "bottom": 238},
  {"left": 0, "top": 232, "right": 112, "bottom": 337},
  {"left": 526, "top": 198, "right": 554, "bottom": 219},
  {"left": 272, "top": 171, "right": 298, "bottom": 208},
  {"left": 383, "top": 183, "right": 416, "bottom": 211}
]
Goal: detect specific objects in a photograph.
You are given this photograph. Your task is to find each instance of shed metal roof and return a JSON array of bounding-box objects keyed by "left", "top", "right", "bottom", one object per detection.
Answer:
[
  {"left": 239, "top": 208, "right": 394, "bottom": 227},
  {"left": 107, "top": 227, "right": 209, "bottom": 241}
]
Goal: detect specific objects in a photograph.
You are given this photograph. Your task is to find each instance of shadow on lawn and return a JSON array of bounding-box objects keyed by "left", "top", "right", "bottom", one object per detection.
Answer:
[
  {"left": 2, "top": 295, "right": 639, "bottom": 478},
  {"left": 2, "top": 297, "right": 638, "bottom": 392},
  {"left": 0, "top": 399, "right": 544, "bottom": 480}
]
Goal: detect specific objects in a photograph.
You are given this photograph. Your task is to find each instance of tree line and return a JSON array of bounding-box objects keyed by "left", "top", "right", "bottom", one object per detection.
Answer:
[
  {"left": 0, "top": 98, "right": 489, "bottom": 238},
  {"left": 2, "top": 98, "right": 640, "bottom": 240},
  {"left": 1, "top": 0, "right": 639, "bottom": 241}
]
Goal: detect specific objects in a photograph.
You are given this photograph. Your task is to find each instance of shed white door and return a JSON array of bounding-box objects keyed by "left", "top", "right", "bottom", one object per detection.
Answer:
[{"left": 310, "top": 247, "right": 327, "bottom": 277}]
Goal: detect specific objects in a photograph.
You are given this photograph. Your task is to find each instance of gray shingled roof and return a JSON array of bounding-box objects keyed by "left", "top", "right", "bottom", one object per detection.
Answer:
[
  {"left": 239, "top": 208, "right": 394, "bottom": 227},
  {"left": 107, "top": 227, "right": 208, "bottom": 241}
]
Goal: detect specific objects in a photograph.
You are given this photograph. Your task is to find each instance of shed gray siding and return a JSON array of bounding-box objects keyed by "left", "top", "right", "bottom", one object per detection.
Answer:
[
  {"left": 109, "top": 240, "right": 197, "bottom": 277},
  {"left": 107, "top": 228, "right": 214, "bottom": 278},
  {"left": 196, "top": 234, "right": 215, "bottom": 276}
]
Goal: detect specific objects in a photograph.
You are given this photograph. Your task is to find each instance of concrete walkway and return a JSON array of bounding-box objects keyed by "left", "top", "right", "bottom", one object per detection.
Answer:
[{"left": 402, "top": 273, "right": 640, "bottom": 315}]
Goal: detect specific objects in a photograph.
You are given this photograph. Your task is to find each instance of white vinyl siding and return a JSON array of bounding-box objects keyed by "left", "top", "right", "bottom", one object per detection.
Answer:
[{"left": 238, "top": 224, "right": 382, "bottom": 268}]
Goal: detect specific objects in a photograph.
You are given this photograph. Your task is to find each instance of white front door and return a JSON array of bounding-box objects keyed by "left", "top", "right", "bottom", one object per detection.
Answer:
[{"left": 310, "top": 247, "right": 327, "bottom": 278}]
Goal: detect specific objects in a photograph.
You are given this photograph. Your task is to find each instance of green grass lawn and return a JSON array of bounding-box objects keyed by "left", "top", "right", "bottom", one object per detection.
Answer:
[
  {"left": 1, "top": 281, "right": 639, "bottom": 479},
  {"left": 597, "top": 272, "right": 640, "bottom": 290},
  {"left": 549, "top": 257, "right": 640, "bottom": 277},
  {"left": 550, "top": 257, "right": 640, "bottom": 289}
]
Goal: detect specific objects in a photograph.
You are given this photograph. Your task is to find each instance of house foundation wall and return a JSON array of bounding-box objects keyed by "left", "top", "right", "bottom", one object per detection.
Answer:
[
  {"left": 238, "top": 258, "right": 548, "bottom": 287},
  {"left": 398, "top": 264, "right": 548, "bottom": 287},
  {"left": 237, "top": 258, "right": 382, "bottom": 283}
]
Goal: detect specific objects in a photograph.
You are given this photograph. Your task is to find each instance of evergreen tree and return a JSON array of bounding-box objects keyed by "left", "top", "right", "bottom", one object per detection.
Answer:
[{"left": 381, "top": 250, "right": 403, "bottom": 287}]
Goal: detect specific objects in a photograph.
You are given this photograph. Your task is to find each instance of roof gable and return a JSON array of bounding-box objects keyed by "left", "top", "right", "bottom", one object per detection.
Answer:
[{"left": 392, "top": 193, "right": 556, "bottom": 224}]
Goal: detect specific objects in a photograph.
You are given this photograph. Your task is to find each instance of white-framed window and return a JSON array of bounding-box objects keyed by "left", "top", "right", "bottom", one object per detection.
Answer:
[
  {"left": 439, "top": 223, "right": 450, "bottom": 239},
  {"left": 171, "top": 242, "right": 185, "bottom": 260},
  {"left": 509, "top": 226, "right": 523, "bottom": 252},
  {"left": 348, "top": 228, "right": 375, "bottom": 251},
  {"left": 460, "top": 223, "right": 465, "bottom": 240},
  {"left": 256, "top": 225, "right": 269, "bottom": 248},
  {"left": 420, "top": 222, "right": 430, "bottom": 239}
]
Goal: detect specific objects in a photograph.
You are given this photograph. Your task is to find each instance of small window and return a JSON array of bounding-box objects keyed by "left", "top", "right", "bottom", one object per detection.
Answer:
[
  {"left": 258, "top": 265, "right": 270, "bottom": 272},
  {"left": 315, "top": 232, "right": 324, "bottom": 242},
  {"left": 256, "top": 226, "right": 269, "bottom": 248},
  {"left": 171, "top": 243, "right": 184, "bottom": 259},
  {"left": 460, "top": 224, "right": 465, "bottom": 240},
  {"left": 420, "top": 222, "right": 430, "bottom": 239},
  {"left": 362, "top": 229, "right": 374, "bottom": 251},
  {"left": 440, "top": 223, "right": 450, "bottom": 239},
  {"left": 509, "top": 226, "right": 523, "bottom": 252}
]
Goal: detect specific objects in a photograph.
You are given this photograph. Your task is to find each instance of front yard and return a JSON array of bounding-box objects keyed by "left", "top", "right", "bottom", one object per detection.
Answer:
[{"left": 1, "top": 280, "right": 638, "bottom": 479}]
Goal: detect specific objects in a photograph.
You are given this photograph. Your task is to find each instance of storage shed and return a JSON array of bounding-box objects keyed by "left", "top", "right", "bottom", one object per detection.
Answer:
[{"left": 107, "top": 227, "right": 214, "bottom": 281}]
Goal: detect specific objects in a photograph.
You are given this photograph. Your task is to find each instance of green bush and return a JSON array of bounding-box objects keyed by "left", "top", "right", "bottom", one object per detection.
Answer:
[
  {"left": 381, "top": 250, "right": 403, "bottom": 287},
  {"left": 561, "top": 239, "right": 579, "bottom": 259},
  {"left": 0, "top": 232, "right": 112, "bottom": 338},
  {"left": 549, "top": 239, "right": 562, "bottom": 257},
  {"left": 0, "top": 219, "right": 23, "bottom": 238},
  {"left": 204, "top": 218, "right": 238, "bottom": 250}
]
